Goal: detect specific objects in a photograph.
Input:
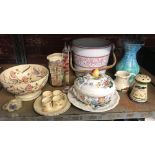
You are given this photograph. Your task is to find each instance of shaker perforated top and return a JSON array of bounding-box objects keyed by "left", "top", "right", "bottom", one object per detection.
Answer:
[{"left": 135, "top": 74, "right": 151, "bottom": 83}]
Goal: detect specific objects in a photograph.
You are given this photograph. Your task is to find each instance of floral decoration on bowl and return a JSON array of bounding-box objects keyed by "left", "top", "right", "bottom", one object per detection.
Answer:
[{"left": 0, "top": 64, "right": 49, "bottom": 101}]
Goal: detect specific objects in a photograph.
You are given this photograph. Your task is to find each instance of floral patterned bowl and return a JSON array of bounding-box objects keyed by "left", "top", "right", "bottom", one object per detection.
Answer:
[{"left": 0, "top": 64, "right": 49, "bottom": 101}]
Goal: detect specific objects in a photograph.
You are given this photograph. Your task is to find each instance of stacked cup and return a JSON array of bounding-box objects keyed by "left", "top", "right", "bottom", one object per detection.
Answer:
[
  {"left": 52, "top": 90, "right": 65, "bottom": 108},
  {"left": 41, "top": 91, "right": 53, "bottom": 112}
]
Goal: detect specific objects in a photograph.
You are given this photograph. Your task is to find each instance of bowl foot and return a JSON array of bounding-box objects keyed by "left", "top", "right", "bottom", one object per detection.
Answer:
[{"left": 15, "top": 90, "right": 42, "bottom": 101}]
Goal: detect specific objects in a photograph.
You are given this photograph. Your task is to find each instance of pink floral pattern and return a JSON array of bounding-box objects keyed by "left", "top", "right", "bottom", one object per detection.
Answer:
[
  {"left": 22, "top": 76, "right": 29, "bottom": 83},
  {"left": 25, "top": 84, "right": 33, "bottom": 92},
  {"left": 0, "top": 65, "right": 49, "bottom": 95},
  {"left": 10, "top": 71, "right": 16, "bottom": 79},
  {"left": 73, "top": 87, "right": 113, "bottom": 108},
  {"left": 74, "top": 54, "right": 109, "bottom": 68},
  {"left": 76, "top": 74, "right": 113, "bottom": 89},
  {"left": 8, "top": 67, "right": 47, "bottom": 84}
]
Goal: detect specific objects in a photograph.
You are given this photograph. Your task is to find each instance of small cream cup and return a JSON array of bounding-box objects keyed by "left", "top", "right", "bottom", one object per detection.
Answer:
[
  {"left": 52, "top": 95, "right": 64, "bottom": 107},
  {"left": 52, "top": 95, "right": 62, "bottom": 102},
  {"left": 56, "top": 99, "right": 64, "bottom": 106},
  {"left": 53, "top": 90, "right": 62, "bottom": 96},
  {"left": 42, "top": 91, "right": 53, "bottom": 98},
  {"left": 42, "top": 97, "right": 52, "bottom": 108}
]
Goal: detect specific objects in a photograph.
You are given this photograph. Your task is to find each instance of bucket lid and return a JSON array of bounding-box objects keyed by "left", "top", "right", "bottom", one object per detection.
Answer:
[{"left": 72, "top": 38, "right": 111, "bottom": 49}]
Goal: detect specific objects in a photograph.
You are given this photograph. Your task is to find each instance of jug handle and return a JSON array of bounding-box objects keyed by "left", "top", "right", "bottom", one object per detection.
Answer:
[{"left": 69, "top": 44, "right": 117, "bottom": 73}]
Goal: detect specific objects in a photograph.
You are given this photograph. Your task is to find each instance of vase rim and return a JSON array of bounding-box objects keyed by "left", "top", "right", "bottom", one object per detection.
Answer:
[{"left": 124, "top": 40, "right": 144, "bottom": 45}]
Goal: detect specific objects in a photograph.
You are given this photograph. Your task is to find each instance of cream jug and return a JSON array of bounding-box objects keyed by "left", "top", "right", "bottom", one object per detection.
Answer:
[{"left": 114, "top": 71, "right": 134, "bottom": 93}]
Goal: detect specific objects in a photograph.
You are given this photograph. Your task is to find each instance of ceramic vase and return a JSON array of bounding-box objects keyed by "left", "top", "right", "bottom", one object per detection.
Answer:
[{"left": 116, "top": 41, "right": 143, "bottom": 82}]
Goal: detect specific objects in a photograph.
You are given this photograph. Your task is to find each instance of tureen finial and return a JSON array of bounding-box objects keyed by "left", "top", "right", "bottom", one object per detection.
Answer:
[{"left": 91, "top": 68, "right": 100, "bottom": 78}]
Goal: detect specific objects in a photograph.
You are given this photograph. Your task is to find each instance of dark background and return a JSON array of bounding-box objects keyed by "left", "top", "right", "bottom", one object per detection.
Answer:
[{"left": 0, "top": 34, "right": 155, "bottom": 75}]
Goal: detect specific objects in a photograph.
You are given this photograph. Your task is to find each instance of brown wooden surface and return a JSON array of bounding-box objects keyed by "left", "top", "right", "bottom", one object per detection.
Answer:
[{"left": 0, "top": 64, "right": 155, "bottom": 120}]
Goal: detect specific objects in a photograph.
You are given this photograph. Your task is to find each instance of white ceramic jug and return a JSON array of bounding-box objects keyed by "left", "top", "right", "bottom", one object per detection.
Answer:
[{"left": 114, "top": 71, "right": 134, "bottom": 93}]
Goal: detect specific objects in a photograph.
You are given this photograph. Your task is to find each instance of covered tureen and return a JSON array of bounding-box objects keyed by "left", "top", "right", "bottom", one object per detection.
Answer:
[{"left": 72, "top": 69, "right": 116, "bottom": 108}]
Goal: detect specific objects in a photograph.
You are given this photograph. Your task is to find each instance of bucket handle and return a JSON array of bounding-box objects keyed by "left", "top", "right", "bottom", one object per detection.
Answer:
[{"left": 70, "top": 44, "right": 117, "bottom": 73}]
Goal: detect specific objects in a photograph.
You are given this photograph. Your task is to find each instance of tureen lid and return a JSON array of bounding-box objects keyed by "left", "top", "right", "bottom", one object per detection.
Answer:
[{"left": 74, "top": 72, "right": 115, "bottom": 97}]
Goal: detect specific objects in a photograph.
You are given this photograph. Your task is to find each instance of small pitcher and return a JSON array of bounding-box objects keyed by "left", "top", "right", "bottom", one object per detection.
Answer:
[{"left": 114, "top": 71, "right": 134, "bottom": 93}]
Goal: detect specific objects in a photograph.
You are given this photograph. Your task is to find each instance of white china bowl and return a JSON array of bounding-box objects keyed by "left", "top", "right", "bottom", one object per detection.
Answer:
[{"left": 0, "top": 64, "right": 49, "bottom": 101}]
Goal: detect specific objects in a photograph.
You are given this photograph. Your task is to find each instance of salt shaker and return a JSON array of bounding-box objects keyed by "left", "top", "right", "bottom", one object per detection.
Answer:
[{"left": 130, "top": 74, "right": 151, "bottom": 103}]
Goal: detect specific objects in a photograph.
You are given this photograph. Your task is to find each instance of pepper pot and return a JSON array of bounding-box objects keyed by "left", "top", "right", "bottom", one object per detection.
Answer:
[{"left": 129, "top": 74, "right": 151, "bottom": 103}]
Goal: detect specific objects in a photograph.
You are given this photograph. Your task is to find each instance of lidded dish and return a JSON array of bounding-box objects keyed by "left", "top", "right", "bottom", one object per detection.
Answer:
[{"left": 72, "top": 69, "right": 116, "bottom": 108}]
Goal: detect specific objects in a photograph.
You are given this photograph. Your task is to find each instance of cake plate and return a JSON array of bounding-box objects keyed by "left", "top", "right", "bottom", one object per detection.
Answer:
[{"left": 67, "top": 86, "right": 120, "bottom": 112}]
